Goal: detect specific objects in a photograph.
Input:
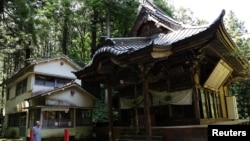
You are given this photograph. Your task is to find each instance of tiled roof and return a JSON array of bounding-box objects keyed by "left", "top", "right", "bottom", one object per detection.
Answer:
[
  {"left": 92, "top": 37, "right": 152, "bottom": 58},
  {"left": 91, "top": 26, "right": 209, "bottom": 61},
  {"left": 77, "top": 25, "right": 209, "bottom": 75},
  {"left": 153, "top": 26, "right": 208, "bottom": 46}
]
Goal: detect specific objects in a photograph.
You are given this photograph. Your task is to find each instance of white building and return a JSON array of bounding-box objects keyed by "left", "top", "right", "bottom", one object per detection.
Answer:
[{"left": 3, "top": 55, "right": 97, "bottom": 140}]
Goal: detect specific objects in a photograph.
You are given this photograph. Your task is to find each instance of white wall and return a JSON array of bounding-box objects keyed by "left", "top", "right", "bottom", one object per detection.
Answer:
[
  {"left": 34, "top": 59, "right": 79, "bottom": 78},
  {"left": 46, "top": 87, "right": 93, "bottom": 107}
]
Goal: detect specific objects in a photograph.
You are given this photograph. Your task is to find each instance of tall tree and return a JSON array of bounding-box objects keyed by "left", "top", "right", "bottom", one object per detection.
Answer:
[
  {"left": 85, "top": 0, "right": 139, "bottom": 55},
  {"left": 0, "top": 0, "right": 37, "bottom": 74},
  {"left": 173, "top": 6, "right": 208, "bottom": 25},
  {"left": 0, "top": 0, "right": 176, "bottom": 121},
  {"left": 225, "top": 10, "right": 250, "bottom": 119}
]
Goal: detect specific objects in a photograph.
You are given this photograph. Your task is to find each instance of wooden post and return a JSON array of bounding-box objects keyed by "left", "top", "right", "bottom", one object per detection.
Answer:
[
  {"left": 107, "top": 84, "right": 114, "bottom": 141},
  {"left": 141, "top": 64, "right": 152, "bottom": 141},
  {"left": 134, "top": 85, "right": 139, "bottom": 134},
  {"left": 143, "top": 78, "right": 152, "bottom": 141},
  {"left": 64, "top": 129, "right": 70, "bottom": 141},
  {"left": 193, "top": 88, "right": 201, "bottom": 119}
]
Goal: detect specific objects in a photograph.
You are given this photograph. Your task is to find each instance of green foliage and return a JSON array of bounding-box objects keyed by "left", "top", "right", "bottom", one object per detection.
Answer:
[
  {"left": 225, "top": 10, "right": 250, "bottom": 119},
  {"left": 92, "top": 89, "right": 119, "bottom": 123},
  {"left": 231, "top": 81, "right": 250, "bottom": 119},
  {"left": 0, "top": 0, "right": 173, "bottom": 75},
  {"left": 154, "top": 0, "right": 174, "bottom": 17},
  {"left": 109, "top": 0, "right": 140, "bottom": 37}
]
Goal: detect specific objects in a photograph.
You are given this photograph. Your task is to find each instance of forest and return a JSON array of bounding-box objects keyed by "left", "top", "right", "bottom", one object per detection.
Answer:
[{"left": 0, "top": 0, "right": 250, "bottom": 121}]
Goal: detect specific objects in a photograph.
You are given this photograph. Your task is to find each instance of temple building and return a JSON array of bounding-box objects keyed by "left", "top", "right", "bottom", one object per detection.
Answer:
[{"left": 74, "top": 1, "right": 250, "bottom": 141}]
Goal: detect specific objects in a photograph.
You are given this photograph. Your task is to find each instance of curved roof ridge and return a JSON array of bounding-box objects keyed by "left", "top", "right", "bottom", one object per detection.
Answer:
[
  {"left": 181, "top": 9, "right": 225, "bottom": 30},
  {"left": 140, "top": 0, "right": 183, "bottom": 28},
  {"left": 210, "top": 9, "right": 225, "bottom": 25}
]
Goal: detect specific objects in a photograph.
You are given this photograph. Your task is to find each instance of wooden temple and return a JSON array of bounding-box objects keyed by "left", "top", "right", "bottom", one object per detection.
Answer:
[{"left": 74, "top": 1, "right": 250, "bottom": 141}]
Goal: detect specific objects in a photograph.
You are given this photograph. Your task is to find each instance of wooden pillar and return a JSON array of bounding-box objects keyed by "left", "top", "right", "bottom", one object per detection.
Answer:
[
  {"left": 193, "top": 87, "right": 201, "bottom": 119},
  {"left": 107, "top": 84, "right": 113, "bottom": 141},
  {"left": 143, "top": 79, "right": 152, "bottom": 141},
  {"left": 134, "top": 85, "right": 139, "bottom": 134},
  {"left": 193, "top": 61, "right": 201, "bottom": 120},
  {"left": 141, "top": 64, "right": 152, "bottom": 141}
]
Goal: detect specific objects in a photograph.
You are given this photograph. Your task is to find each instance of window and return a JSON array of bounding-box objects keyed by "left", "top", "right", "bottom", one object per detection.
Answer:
[
  {"left": 76, "top": 109, "right": 92, "bottom": 126},
  {"left": 8, "top": 112, "right": 26, "bottom": 127},
  {"left": 35, "top": 75, "right": 46, "bottom": 85},
  {"left": 44, "top": 77, "right": 55, "bottom": 87},
  {"left": 16, "top": 78, "right": 27, "bottom": 96},
  {"left": 35, "top": 75, "right": 72, "bottom": 88},
  {"left": 55, "top": 78, "right": 72, "bottom": 87},
  {"left": 42, "top": 109, "right": 73, "bottom": 128},
  {"left": 8, "top": 114, "right": 20, "bottom": 126},
  {"left": 35, "top": 75, "right": 55, "bottom": 87}
]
